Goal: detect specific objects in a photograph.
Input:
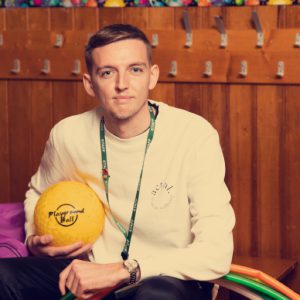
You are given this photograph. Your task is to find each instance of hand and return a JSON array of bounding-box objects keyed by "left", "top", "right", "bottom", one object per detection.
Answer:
[
  {"left": 27, "top": 235, "right": 92, "bottom": 258},
  {"left": 59, "top": 259, "right": 130, "bottom": 299}
]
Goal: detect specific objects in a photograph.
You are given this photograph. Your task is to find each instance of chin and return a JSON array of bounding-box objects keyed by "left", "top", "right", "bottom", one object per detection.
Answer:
[{"left": 111, "top": 111, "right": 134, "bottom": 121}]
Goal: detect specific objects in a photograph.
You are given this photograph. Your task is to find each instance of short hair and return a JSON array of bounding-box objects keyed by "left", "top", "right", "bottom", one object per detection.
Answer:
[{"left": 85, "top": 24, "right": 152, "bottom": 74}]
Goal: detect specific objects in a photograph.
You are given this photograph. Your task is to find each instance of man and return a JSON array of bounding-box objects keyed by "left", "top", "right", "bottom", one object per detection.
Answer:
[{"left": 0, "top": 24, "right": 235, "bottom": 300}]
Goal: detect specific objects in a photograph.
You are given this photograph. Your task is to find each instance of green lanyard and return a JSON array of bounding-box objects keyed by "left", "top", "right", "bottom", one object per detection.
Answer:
[{"left": 100, "top": 104, "right": 155, "bottom": 260}]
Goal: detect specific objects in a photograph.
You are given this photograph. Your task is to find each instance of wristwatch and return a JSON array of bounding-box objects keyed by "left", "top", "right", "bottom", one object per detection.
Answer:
[{"left": 123, "top": 259, "right": 139, "bottom": 285}]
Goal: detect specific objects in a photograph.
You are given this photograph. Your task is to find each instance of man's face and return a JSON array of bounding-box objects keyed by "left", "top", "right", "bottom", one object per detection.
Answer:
[{"left": 83, "top": 39, "right": 159, "bottom": 122}]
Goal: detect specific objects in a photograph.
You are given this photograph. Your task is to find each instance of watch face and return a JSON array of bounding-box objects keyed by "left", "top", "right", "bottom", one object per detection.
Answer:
[{"left": 125, "top": 259, "right": 138, "bottom": 270}]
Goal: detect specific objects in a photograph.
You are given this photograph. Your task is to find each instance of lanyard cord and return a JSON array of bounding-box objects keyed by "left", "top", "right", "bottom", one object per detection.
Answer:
[{"left": 100, "top": 104, "right": 155, "bottom": 260}]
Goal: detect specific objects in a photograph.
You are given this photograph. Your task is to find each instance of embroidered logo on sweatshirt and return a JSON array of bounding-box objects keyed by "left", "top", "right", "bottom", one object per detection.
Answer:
[{"left": 151, "top": 182, "right": 174, "bottom": 209}]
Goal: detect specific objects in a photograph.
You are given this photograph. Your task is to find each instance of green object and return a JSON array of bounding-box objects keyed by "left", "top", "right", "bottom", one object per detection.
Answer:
[
  {"left": 100, "top": 103, "right": 155, "bottom": 261},
  {"left": 235, "top": 0, "right": 244, "bottom": 5},
  {"left": 224, "top": 273, "right": 289, "bottom": 300},
  {"left": 60, "top": 291, "right": 75, "bottom": 300}
]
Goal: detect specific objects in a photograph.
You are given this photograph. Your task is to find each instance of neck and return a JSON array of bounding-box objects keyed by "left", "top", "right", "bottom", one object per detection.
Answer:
[{"left": 104, "top": 106, "right": 151, "bottom": 139}]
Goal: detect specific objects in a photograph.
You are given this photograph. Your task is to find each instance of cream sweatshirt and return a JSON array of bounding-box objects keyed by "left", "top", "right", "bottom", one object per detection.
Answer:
[{"left": 24, "top": 101, "right": 235, "bottom": 281}]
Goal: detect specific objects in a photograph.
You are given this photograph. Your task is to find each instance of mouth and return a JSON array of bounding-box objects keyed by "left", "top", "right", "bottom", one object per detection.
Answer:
[{"left": 113, "top": 96, "right": 132, "bottom": 100}]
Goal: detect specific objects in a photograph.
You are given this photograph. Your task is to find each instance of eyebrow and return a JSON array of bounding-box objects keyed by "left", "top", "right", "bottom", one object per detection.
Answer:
[{"left": 95, "top": 62, "right": 148, "bottom": 73}]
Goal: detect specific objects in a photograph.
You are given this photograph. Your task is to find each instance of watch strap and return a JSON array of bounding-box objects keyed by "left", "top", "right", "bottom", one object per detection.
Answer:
[{"left": 123, "top": 259, "right": 139, "bottom": 285}]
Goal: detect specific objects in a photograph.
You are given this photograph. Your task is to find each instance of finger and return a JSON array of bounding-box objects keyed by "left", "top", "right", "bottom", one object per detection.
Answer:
[
  {"left": 66, "top": 243, "right": 92, "bottom": 258},
  {"left": 40, "top": 234, "right": 53, "bottom": 245},
  {"left": 59, "top": 263, "right": 72, "bottom": 295},
  {"left": 71, "top": 276, "right": 82, "bottom": 298},
  {"left": 66, "top": 266, "right": 84, "bottom": 298},
  {"left": 32, "top": 235, "right": 52, "bottom": 247},
  {"left": 65, "top": 269, "right": 77, "bottom": 294},
  {"left": 81, "top": 291, "right": 95, "bottom": 299},
  {"left": 90, "top": 292, "right": 102, "bottom": 300}
]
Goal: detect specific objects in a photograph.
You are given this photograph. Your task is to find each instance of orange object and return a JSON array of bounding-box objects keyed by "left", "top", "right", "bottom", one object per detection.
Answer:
[
  {"left": 245, "top": 0, "right": 259, "bottom": 4},
  {"left": 230, "top": 264, "right": 300, "bottom": 300},
  {"left": 198, "top": 0, "right": 211, "bottom": 6},
  {"left": 34, "top": 181, "right": 105, "bottom": 247},
  {"left": 86, "top": 0, "right": 98, "bottom": 6}
]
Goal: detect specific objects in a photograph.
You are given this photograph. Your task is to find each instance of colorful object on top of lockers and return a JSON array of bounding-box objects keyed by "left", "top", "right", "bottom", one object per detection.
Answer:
[
  {"left": 210, "top": 0, "right": 234, "bottom": 5},
  {"left": 198, "top": 0, "right": 211, "bottom": 5},
  {"left": 0, "top": 0, "right": 298, "bottom": 7},
  {"left": 3, "top": 0, "right": 30, "bottom": 7},
  {"left": 169, "top": 0, "right": 196, "bottom": 5},
  {"left": 163, "top": 0, "right": 183, "bottom": 5},
  {"left": 60, "top": 0, "right": 88, "bottom": 6},
  {"left": 235, "top": 0, "right": 244, "bottom": 5},
  {"left": 29, "top": 0, "right": 94, "bottom": 6},
  {"left": 30, "top": 0, "right": 60, "bottom": 6},
  {"left": 211, "top": 0, "right": 223, "bottom": 5},
  {"left": 222, "top": 0, "right": 235, "bottom": 4},
  {"left": 244, "top": 0, "right": 259, "bottom": 5},
  {"left": 127, "top": 0, "right": 195, "bottom": 6},
  {"left": 125, "top": 0, "right": 149, "bottom": 6},
  {"left": 85, "top": 0, "right": 97, "bottom": 6},
  {"left": 148, "top": 0, "right": 165, "bottom": 6},
  {"left": 267, "top": 0, "right": 292, "bottom": 4},
  {"left": 103, "top": 0, "right": 125, "bottom": 6}
]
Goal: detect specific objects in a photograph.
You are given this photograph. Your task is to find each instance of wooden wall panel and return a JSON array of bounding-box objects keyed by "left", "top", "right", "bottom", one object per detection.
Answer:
[
  {"left": 256, "top": 86, "right": 282, "bottom": 257},
  {"left": 283, "top": 86, "right": 300, "bottom": 291},
  {"left": 174, "top": 7, "right": 197, "bottom": 29},
  {"left": 50, "top": 8, "right": 74, "bottom": 30},
  {"left": 98, "top": 8, "right": 124, "bottom": 28},
  {"left": 30, "top": 81, "right": 53, "bottom": 174},
  {"left": 52, "top": 81, "right": 77, "bottom": 124},
  {"left": 280, "top": 6, "right": 300, "bottom": 28},
  {"left": 0, "top": 81, "right": 10, "bottom": 203},
  {"left": 278, "top": 6, "right": 286, "bottom": 29},
  {"left": 225, "top": 6, "right": 277, "bottom": 30},
  {"left": 196, "top": 7, "right": 223, "bottom": 29},
  {"left": 123, "top": 7, "right": 148, "bottom": 29},
  {"left": 76, "top": 81, "right": 98, "bottom": 113},
  {"left": 7, "top": 81, "right": 32, "bottom": 203},
  {"left": 27, "top": 8, "right": 50, "bottom": 31},
  {"left": 175, "top": 83, "right": 200, "bottom": 113},
  {"left": 5, "top": 9, "right": 27, "bottom": 30},
  {"left": 174, "top": 7, "right": 223, "bottom": 29},
  {"left": 199, "top": 84, "right": 229, "bottom": 158},
  {"left": 227, "top": 85, "right": 256, "bottom": 256},
  {"left": 74, "top": 8, "right": 98, "bottom": 31},
  {"left": 0, "top": 9, "right": 5, "bottom": 30},
  {"left": 224, "top": 7, "right": 254, "bottom": 30},
  {"left": 284, "top": 86, "right": 300, "bottom": 257},
  {"left": 148, "top": 7, "right": 174, "bottom": 30},
  {"left": 149, "top": 83, "right": 175, "bottom": 107}
]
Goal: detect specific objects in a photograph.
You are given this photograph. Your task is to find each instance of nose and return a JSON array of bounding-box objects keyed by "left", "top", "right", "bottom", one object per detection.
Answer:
[{"left": 115, "top": 71, "right": 129, "bottom": 91}]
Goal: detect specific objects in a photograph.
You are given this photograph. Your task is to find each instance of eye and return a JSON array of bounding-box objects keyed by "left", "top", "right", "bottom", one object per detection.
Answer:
[
  {"left": 99, "top": 69, "right": 114, "bottom": 79},
  {"left": 130, "top": 66, "right": 144, "bottom": 74}
]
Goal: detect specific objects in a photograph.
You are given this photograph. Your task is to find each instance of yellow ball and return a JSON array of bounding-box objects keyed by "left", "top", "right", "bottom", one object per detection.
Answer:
[{"left": 34, "top": 181, "right": 105, "bottom": 246}]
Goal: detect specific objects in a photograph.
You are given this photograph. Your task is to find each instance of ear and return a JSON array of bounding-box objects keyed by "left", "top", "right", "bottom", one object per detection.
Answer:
[
  {"left": 148, "top": 64, "right": 159, "bottom": 91},
  {"left": 83, "top": 73, "right": 96, "bottom": 97}
]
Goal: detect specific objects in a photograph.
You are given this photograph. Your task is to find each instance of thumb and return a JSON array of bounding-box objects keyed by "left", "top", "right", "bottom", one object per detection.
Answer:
[{"left": 33, "top": 235, "right": 53, "bottom": 246}]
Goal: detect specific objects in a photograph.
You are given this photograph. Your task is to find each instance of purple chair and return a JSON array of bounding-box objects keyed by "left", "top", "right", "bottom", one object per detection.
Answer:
[{"left": 0, "top": 202, "right": 29, "bottom": 258}]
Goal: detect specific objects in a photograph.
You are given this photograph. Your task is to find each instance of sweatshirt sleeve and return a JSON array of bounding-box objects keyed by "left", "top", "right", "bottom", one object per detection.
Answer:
[
  {"left": 137, "top": 130, "right": 235, "bottom": 281},
  {"left": 24, "top": 124, "right": 71, "bottom": 241}
]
